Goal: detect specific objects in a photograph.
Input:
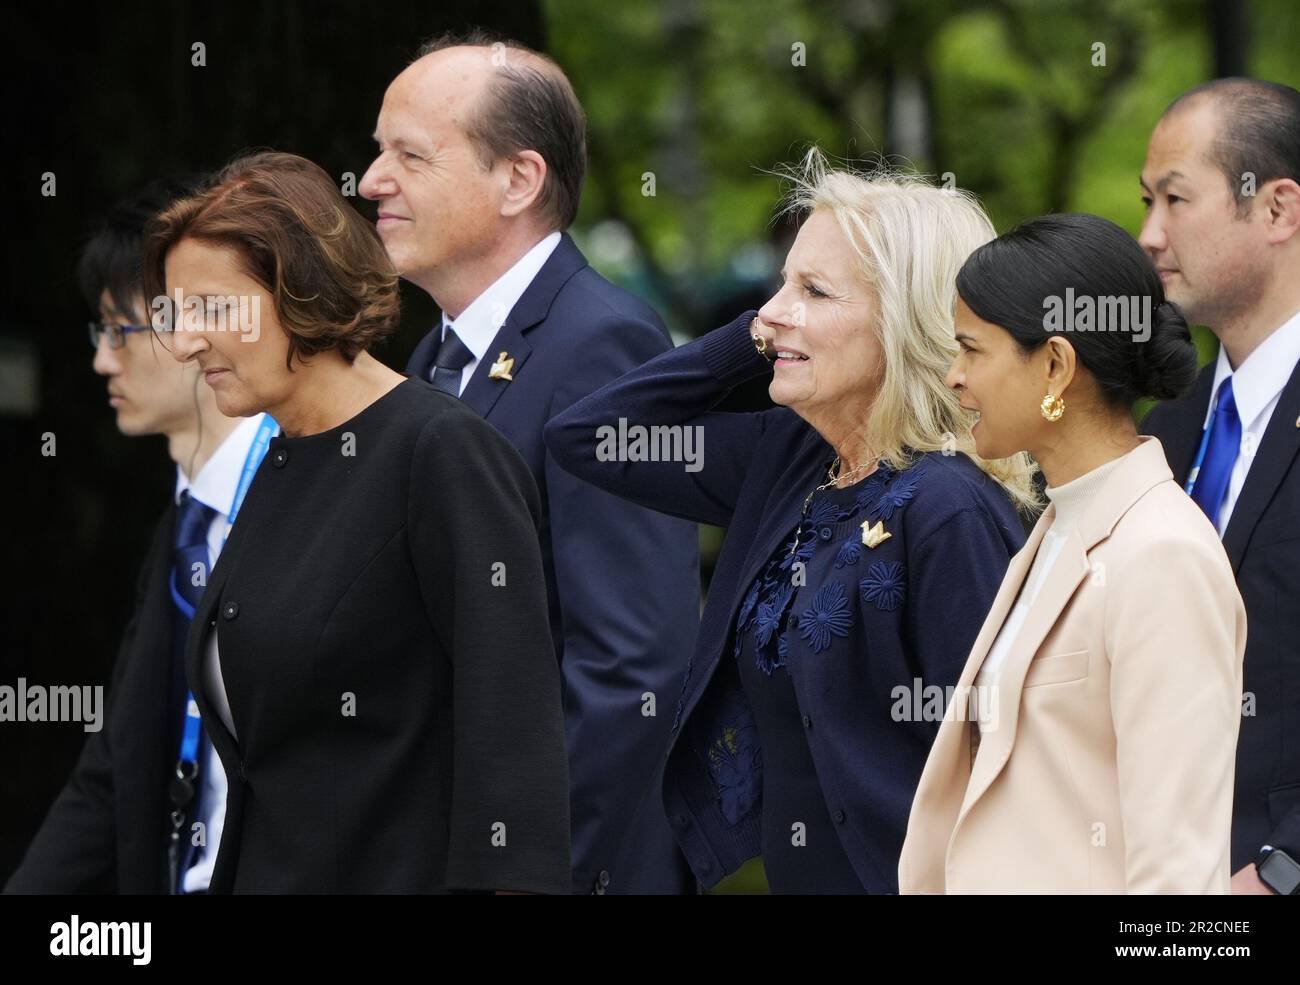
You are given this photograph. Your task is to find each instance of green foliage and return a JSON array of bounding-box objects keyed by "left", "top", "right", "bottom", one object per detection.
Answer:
[{"left": 548, "top": 0, "right": 1300, "bottom": 341}]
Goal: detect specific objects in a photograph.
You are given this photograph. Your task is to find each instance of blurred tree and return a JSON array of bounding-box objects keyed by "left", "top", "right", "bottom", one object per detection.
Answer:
[{"left": 552, "top": 0, "right": 1299, "bottom": 334}]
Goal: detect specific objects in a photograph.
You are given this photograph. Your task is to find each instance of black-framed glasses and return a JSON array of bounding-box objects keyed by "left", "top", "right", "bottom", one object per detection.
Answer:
[{"left": 88, "top": 321, "right": 155, "bottom": 350}]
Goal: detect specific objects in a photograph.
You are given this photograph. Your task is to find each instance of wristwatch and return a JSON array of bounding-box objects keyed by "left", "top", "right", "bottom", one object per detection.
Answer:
[{"left": 1256, "top": 844, "right": 1300, "bottom": 895}]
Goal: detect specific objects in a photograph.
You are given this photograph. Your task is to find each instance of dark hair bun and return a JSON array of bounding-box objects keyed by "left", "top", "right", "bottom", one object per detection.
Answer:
[
  {"left": 1136, "top": 300, "right": 1198, "bottom": 400},
  {"left": 956, "top": 213, "right": 1202, "bottom": 407}
]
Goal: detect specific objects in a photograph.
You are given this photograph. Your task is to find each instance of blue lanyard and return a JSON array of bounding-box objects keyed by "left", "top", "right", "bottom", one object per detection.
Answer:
[
  {"left": 1183, "top": 387, "right": 1223, "bottom": 495},
  {"left": 174, "top": 413, "right": 278, "bottom": 766}
]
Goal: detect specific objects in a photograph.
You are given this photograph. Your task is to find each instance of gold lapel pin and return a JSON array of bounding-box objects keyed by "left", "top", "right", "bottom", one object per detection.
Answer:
[
  {"left": 1294, "top": 414, "right": 1299, "bottom": 427},
  {"left": 861, "top": 519, "right": 892, "bottom": 548},
  {"left": 488, "top": 351, "right": 514, "bottom": 382}
]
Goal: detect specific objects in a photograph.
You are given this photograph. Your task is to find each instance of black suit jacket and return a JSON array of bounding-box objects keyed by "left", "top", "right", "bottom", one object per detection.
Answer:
[
  {"left": 1143, "top": 358, "right": 1300, "bottom": 869},
  {"left": 406, "top": 233, "right": 700, "bottom": 894},
  {"left": 184, "top": 381, "right": 571, "bottom": 894},
  {"left": 5, "top": 505, "right": 183, "bottom": 893}
]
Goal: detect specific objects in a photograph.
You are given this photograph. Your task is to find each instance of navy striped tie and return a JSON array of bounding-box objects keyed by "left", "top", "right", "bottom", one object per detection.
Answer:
[
  {"left": 173, "top": 490, "right": 217, "bottom": 615},
  {"left": 429, "top": 326, "right": 474, "bottom": 396}
]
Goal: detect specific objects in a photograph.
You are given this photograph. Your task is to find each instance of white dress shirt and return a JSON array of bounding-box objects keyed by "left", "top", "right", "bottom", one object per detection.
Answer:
[
  {"left": 433, "top": 231, "right": 561, "bottom": 396},
  {"left": 1201, "top": 309, "right": 1300, "bottom": 536},
  {"left": 173, "top": 412, "right": 269, "bottom": 893}
]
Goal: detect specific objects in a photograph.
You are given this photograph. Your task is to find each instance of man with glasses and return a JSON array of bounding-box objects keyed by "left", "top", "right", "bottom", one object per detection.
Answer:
[{"left": 6, "top": 175, "right": 273, "bottom": 894}]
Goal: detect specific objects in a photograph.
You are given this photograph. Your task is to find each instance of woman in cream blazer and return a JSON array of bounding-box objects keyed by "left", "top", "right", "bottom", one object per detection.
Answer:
[{"left": 899, "top": 214, "right": 1246, "bottom": 894}]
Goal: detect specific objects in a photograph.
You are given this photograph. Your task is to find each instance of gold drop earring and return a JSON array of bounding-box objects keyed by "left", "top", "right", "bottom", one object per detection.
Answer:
[{"left": 1040, "top": 392, "right": 1065, "bottom": 422}]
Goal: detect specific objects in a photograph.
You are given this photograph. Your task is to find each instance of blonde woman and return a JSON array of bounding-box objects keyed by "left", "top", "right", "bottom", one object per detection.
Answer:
[{"left": 544, "top": 151, "right": 1036, "bottom": 893}]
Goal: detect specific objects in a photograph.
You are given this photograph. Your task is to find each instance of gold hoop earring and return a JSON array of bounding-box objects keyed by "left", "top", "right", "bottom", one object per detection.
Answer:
[{"left": 1040, "top": 393, "right": 1065, "bottom": 422}]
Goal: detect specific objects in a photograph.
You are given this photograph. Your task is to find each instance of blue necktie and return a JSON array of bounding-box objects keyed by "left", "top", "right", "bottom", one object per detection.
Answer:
[
  {"left": 1190, "top": 376, "right": 1242, "bottom": 529},
  {"left": 173, "top": 490, "right": 217, "bottom": 614},
  {"left": 429, "top": 325, "right": 474, "bottom": 396},
  {"left": 170, "top": 489, "right": 217, "bottom": 890}
]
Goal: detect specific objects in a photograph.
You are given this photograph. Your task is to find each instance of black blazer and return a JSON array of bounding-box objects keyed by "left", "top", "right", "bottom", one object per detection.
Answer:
[
  {"left": 1143, "top": 358, "right": 1300, "bottom": 868},
  {"left": 5, "top": 505, "right": 184, "bottom": 893},
  {"left": 184, "top": 379, "right": 572, "bottom": 893}
]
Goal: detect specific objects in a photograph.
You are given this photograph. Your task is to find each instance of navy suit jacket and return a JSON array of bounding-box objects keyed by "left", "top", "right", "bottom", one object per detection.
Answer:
[
  {"left": 1143, "top": 358, "right": 1300, "bottom": 870},
  {"left": 405, "top": 232, "right": 700, "bottom": 894},
  {"left": 546, "top": 311, "right": 1026, "bottom": 891}
]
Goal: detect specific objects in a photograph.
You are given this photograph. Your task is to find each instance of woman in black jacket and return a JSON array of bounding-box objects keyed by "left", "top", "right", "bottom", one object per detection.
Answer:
[{"left": 142, "top": 151, "right": 571, "bottom": 893}]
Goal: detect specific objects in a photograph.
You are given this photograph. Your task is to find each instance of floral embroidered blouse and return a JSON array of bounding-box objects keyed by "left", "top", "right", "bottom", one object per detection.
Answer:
[{"left": 723, "top": 459, "right": 921, "bottom": 891}]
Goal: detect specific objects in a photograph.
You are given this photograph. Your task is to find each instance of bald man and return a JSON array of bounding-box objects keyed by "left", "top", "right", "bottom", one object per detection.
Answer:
[{"left": 360, "top": 31, "right": 699, "bottom": 895}]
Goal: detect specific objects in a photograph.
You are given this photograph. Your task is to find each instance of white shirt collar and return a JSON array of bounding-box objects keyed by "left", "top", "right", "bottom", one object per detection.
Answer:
[
  {"left": 1204, "top": 308, "right": 1300, "bottom": 430},
  {"left": 174, "top": 413, "right": 270, "bottom": 517},
  {"left": 440, "top": 231, "right": 562, "bottom": 359}
]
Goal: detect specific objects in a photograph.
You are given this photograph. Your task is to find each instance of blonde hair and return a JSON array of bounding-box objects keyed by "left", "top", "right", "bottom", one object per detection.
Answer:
[{"left": 773, "top": 148, "right": 1041, "bottom": 514}]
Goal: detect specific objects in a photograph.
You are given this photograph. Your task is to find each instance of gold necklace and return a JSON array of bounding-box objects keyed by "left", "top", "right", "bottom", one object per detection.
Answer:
[{"left": 790, "top": 454, "right": 879, "bottom": 557}]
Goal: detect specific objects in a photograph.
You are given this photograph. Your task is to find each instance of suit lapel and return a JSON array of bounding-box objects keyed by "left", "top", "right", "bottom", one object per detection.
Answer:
[
  {"left": 458, "top": 324, "right": 534, "bottom": 419},
  {"left": 946, "top": 438, "right": 1173, "bottom": 832},
  {"left": 941, "top": 510, "right": 1055, "bottom": 730},
  {"left": 1220, "top": 355, "right": 1300, "bottom": 572},
  {"left": 918, "top": 507, "right": 1055, "bottom": 845},
  {"left": 457, "top": 232, "right": 589, "bottom": 420},
  {"left": 404, "top": 327, "right": 441, "bottom": 383},
  {"left": 956, "top": 525, "right": 1091, "bottom": 825},
  {"left": 897, "top": 508, "right": 1052, "bottom": 889}
]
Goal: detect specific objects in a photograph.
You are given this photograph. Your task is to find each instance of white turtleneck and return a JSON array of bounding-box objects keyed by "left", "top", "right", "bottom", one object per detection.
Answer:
[{"left": 971, "top": 452, "right": 1128, "bottom": 734}]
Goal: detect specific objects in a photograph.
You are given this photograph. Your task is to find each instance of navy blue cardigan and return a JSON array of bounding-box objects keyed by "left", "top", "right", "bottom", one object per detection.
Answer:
[{"left": 545, "top": 311, "right": 1026, "bottom": 892}]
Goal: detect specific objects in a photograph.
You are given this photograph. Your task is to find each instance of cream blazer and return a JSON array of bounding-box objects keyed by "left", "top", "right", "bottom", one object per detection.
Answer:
[{"left": 898, "top": 437, "right": 1246, "bottom": 894}]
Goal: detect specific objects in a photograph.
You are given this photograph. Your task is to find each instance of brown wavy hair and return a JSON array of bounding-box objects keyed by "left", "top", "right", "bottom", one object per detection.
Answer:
[{"left": 142, "top": 150, "right": 400, "bottom": 368}]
